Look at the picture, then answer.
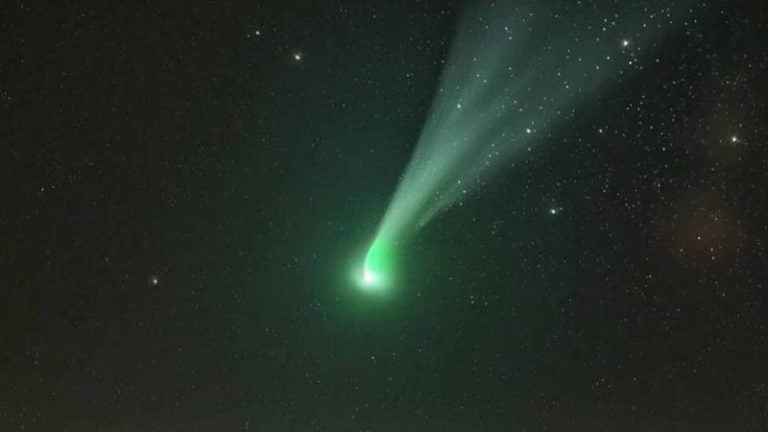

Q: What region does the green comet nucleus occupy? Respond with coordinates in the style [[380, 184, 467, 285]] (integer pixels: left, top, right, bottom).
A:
[[358, 239, 395, 292]]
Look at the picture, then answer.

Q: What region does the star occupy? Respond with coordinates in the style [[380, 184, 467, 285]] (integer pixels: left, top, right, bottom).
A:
[[622, 39, 630, 47], [150, 276, 159, 286], [293, 52, 303, 62], [730, 135, 739, 143]]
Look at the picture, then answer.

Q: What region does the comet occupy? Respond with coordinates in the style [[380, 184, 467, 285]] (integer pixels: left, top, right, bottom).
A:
[[355, 0, 693, 292]]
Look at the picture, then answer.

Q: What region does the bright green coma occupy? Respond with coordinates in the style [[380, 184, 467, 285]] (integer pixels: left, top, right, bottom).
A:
[[359, 239, 395, 291]]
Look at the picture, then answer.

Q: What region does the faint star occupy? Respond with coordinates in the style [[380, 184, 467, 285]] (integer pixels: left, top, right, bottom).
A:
[[150, 276, 159, 286]]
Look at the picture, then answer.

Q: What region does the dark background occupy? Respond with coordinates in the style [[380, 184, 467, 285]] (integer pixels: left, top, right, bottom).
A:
[[2, 1, 768, 430]]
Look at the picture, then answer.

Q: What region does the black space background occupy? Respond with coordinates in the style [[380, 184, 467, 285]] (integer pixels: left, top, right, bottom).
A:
[[2, 1, 768, 431]]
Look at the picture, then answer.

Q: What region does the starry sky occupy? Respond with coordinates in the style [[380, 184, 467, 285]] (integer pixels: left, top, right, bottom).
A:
[[2, 1, 768, 431]]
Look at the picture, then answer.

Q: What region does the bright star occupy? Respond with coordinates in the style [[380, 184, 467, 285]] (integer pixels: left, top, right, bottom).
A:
[[622, 39, 630, 47], [293, 52, 302, 61]]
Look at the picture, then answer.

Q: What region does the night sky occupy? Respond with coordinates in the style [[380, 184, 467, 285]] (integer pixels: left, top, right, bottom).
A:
[[3, 1, 768, 430]]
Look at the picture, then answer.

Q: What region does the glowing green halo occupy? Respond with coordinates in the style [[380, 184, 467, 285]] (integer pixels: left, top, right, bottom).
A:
[[355, 239, 395, 292]]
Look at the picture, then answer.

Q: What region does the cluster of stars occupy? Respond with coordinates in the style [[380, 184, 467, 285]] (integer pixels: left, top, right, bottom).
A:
[[247, 29, 305, 65]]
